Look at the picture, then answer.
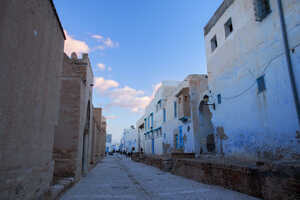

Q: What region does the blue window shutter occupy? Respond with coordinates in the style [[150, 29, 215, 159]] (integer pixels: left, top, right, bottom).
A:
[[257, 75, 266, 93], [217, 94, 222, 104]]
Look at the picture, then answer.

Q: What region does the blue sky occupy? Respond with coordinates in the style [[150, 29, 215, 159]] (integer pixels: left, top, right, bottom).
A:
[[53, 0, 223, 143]]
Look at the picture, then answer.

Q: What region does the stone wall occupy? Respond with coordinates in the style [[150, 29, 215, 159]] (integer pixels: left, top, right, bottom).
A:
[[53, 53, 94, 181], [132, 155, 300, 200], [0, 0, 65, 199], [90, 107, 105, 166]]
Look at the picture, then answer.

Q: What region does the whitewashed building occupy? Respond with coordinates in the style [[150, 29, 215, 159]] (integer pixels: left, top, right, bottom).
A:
[[204, 0, 300, 161], [137, 76, 209, 156], [141, 81, 180, 155], [121, 126, 138, 153], [162, 75, 209, 155]]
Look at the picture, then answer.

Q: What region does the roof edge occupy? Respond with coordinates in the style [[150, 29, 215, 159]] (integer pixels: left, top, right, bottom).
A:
[[204, 0, 234, 36], [49, 0, 66, 40]]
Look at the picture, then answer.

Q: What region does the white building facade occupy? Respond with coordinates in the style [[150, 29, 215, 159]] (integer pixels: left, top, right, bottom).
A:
[[138, 76, 209, 156], [204, 0, 300, 161], [121, 126, 138, 153]]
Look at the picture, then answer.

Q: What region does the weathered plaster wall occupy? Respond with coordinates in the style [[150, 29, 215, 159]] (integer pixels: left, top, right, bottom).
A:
[[0, 1, 65, 199], [205, 0, 300, 161]]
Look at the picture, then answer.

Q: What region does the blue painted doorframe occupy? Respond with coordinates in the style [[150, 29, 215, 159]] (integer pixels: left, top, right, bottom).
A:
[[151, 138, 155, 154], [179, 126, 183, 148]]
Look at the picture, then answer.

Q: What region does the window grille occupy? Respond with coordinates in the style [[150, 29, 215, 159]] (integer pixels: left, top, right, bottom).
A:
[[224, 18, 233, 38], [254, 0, 271, 22]]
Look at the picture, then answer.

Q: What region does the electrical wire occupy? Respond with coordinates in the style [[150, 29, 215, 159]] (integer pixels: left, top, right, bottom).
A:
[[219, 40, 300, 100], [221, 52, 285, 100]]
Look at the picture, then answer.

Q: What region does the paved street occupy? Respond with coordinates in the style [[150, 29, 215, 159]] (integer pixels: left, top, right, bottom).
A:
[[60, 155, 261, 200]]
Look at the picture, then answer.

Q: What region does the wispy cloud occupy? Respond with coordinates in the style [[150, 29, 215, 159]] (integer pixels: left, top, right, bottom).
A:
[[97, 63, 106, 71], [108, 86, 151, 113], [91, 34, 104, 40], [64, 30, 90, 56], [91, 35, 119, 50], [94, 77, 155, 113], [108, 66, 112, 71]]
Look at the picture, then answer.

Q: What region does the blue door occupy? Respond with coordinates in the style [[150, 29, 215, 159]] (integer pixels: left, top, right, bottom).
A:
[[152, 138, 155, 154], [179, 126, 183, 148], [175, 134, 178, 149]]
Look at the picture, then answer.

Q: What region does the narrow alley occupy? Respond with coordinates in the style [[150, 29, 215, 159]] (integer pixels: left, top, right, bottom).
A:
[[60, 155, 260, 200]]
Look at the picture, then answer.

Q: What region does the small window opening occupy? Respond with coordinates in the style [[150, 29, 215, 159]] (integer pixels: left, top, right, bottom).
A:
[[217, 94, 222, 104], [224, 18, 233, 38], [257, 75, 266, 93], [211, 35, 218, 52], [254, 0, 271, 22], [184, 96, 188, 102]]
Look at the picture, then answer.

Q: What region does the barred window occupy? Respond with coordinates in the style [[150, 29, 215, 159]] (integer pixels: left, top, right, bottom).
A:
[[211, 35, 218, 52], [254, 0, 271, 22], [224, 18, 233, 38]]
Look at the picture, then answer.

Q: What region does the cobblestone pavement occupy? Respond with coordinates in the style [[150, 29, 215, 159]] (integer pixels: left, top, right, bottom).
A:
[[60, 155, 261, 200]]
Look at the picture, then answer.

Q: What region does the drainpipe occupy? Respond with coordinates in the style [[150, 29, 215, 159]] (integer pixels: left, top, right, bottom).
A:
[[277, 0, 300, 126]]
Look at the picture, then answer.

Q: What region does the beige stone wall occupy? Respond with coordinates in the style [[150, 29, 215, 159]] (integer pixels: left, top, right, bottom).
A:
[[0, 0, 65, 199], [53, 53, 94, 180], [90, 107, 103, 166]]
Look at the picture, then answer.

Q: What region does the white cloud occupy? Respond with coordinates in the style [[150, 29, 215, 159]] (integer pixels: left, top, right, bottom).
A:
[[94, 78, 161, 113], [91, 34, 119, 50], [97, 63, 106, 71], [94, 77, 119, 92], [91, 34, 103, 40], [64, 30, 90, 56], [103, 37, 119, 48], [108, 86, 151, 113], [108, 66, 112, 71]]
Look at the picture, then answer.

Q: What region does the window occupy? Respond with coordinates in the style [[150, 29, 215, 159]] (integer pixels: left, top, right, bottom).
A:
[[184, 96, 188, 102], [224, 18, 233, 38], [163, 108, 166, 122], [217, 94, 222, 104], [211, 35, 218, 52], [174, 101, 177, 118], [254, 0, 271, 22], [151, 113, 154, 128], [156, 100, 162, 112], [257, 75, 266, 93]]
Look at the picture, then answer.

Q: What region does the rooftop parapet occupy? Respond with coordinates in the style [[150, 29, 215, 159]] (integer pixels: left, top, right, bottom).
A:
[[204, 0, 234, 36]]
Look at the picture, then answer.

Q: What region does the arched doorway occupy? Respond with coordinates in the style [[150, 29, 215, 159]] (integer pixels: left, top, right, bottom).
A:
[[199, 96, 215, 153]]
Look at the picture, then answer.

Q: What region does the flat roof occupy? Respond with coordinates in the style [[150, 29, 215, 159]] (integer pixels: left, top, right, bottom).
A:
[[49, 0, 66, 40], [204, 0, 234, 36]]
